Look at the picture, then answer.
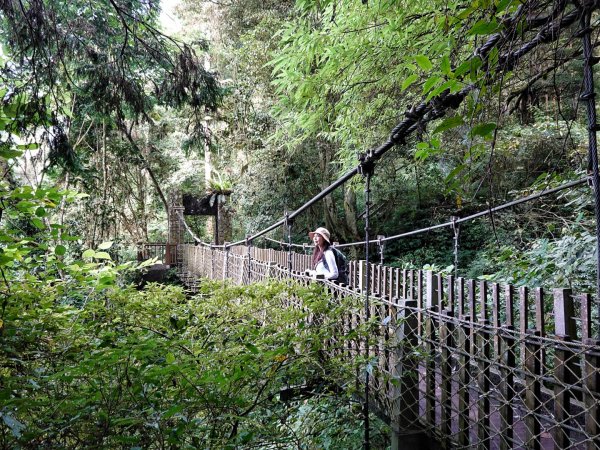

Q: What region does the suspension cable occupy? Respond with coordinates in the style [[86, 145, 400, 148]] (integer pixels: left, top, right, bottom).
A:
[[285, 212, 293, 273], [358, 152, 375, 450], [172, 3, 580, 253], [377, 235, 385, 266], [333, 176, 589, 249], [246, 236, 252, 284], [579, 6, 600, 337], [451, 216, 460, 278], [179, 175, 589, 260]]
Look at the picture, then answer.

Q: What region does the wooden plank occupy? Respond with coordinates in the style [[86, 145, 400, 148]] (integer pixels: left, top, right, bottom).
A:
[[499, 323, 516, 450], [524, 330, 542, 450], [581, 293, 592, 341], [478, 281, 490, 449], [468, 279, 476, 323], [358, 260, 366, 292], [417, 271, 423, 336], [394, 300, 420, 426], [439, 309, 454, 447], [424, 317, 436, 427], [457, 312, 471, 448], [458, 277, 465, 317], [381, 265, 388, 300], [424, 271, 438, 427], [553, 289, 575, 449], [520, 286, 529, 365], [437, 273, 444, 310], [520, 286, 529, 332], [388, 267, 394, 301], [492, 283, 500, 361], [447, 275, 455, 315], [584, 338, 600, 450]]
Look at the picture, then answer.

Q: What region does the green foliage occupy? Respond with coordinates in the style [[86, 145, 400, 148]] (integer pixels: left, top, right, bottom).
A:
[[480, 173, 597, 292], [1, 272, 386, 448], [0, 182, 383, 447], [0, 0, 221, 123]]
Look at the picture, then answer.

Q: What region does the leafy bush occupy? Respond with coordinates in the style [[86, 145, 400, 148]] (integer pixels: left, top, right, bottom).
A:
[[1, 276, 390, 448]]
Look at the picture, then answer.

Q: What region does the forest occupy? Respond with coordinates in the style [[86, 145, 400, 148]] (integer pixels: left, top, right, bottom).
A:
[[1, 0, 599, 448]]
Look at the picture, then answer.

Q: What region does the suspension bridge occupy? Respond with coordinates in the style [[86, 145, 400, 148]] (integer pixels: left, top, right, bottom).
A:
[[138, 3, 600, 449]]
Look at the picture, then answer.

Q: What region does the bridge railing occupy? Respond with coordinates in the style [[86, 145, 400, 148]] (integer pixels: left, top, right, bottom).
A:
[[137, 242, 177, 265], [173, 242, 600, 449]]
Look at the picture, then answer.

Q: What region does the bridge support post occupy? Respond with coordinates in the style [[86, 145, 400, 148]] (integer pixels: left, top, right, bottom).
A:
[[358, 260, 367, 292], [424, 271, 438, 427], [167, 202, 185, 269], [223, 244, 230, 280], [390, 299, 422, 449]]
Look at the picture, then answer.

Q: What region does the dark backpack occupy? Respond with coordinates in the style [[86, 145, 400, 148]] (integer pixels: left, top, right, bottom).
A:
[[323, 247, 349, 285]]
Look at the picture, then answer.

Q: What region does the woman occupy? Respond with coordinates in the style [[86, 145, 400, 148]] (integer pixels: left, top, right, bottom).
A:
[[308, 227, 338, 280]]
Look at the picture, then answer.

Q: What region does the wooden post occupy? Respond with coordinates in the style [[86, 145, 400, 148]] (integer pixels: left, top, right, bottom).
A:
[[492, 283, 500, 360], [553, 289, 575, 449], [499, 285, 515, 450], [520, 286, 529, 363], [457, 277, 471, 448], [439, 280, 454, 448], [424, 271, 437, 427], [390, 299, 420, 449], [447, 274, 455, 315], [584, 339, 600, 450], [581, 293, 600, 450], [417, 270, 423, 334], [477, 280, 490, 449], [376, 264, 383, 295], [358, 260, 367, 292], [524, 328, 542, 450]]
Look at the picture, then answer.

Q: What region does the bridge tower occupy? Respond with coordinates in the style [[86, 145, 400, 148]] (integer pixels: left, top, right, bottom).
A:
[[167, 192, 185, 268]]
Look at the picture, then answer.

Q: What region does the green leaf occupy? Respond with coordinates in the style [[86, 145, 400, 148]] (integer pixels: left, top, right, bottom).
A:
[[55, 245, 66, 256], [61, 233, 80, 241], [495, 0, 515, 13], [31, 218, 45, 229], [35, 207, 46, 217], [97, 241, 113, 250], [422, 76, 441, 95], [245, 343, 259, 354], [401, 74, 419, 92], [415, 55, 432, 71], [166, 353, 175, 364], [82, 249, 95, 259], [468, 19, 500, 36], [94, 251, 112, 260], [455, 57, 482, 78], [440, 55, 451, 76], [0, 148, 23, 159], [445, 164, 465, 183], [162, 404, 184, 419], [470, 122, 497, 138], [16, 143, 39, 150], [433, 115, 465, 134]]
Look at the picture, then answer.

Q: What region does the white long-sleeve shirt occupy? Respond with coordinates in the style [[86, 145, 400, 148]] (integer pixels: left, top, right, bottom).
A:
[[315, 249, 338, 280]]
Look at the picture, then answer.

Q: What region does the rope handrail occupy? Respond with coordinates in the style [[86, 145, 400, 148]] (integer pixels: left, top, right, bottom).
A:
[[258, 176, 590, 249]]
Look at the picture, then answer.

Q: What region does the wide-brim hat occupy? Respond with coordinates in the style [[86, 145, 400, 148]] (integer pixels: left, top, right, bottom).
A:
[[309, 227, 330, 243]]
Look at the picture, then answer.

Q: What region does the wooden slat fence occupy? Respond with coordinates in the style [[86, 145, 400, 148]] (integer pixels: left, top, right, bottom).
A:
[[168, 242, 600, 449]]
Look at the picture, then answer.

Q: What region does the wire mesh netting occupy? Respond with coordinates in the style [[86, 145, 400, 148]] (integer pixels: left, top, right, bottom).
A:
[[174, 241, 600, 449]]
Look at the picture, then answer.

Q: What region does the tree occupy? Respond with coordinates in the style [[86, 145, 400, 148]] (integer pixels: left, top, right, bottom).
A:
[[0, 0, 222, 247]]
